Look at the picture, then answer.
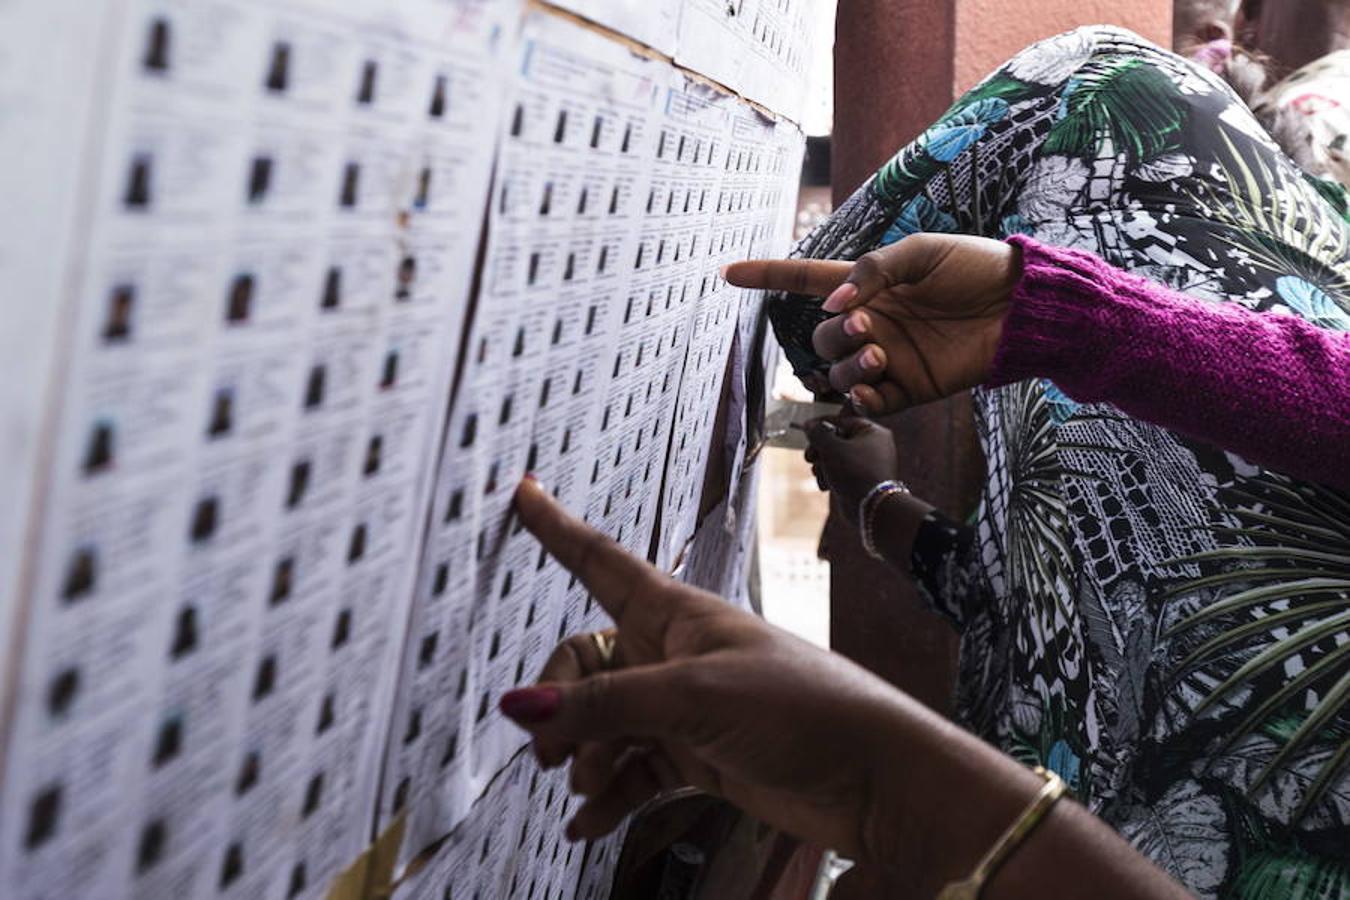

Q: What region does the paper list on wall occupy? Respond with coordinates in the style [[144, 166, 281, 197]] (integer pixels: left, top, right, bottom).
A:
[[553, 0, 821, 124], [549, 0, 684, 57], [722, 115, 805, 506], [0, 0, 118, 718], [0, 2, 510, 898], [377, 9, 812, 865], [676, 456, 765, 610], [594, 73, 733, 571], [653, 103, 804, 570], [675, 0, 820, 122], [394, 749, 587, 900], [377, 9, 666, 861], [0, 2, 809, 898], [572, 823, 630, 900]]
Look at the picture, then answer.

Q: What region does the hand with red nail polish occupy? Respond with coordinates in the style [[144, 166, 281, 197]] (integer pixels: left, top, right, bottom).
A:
[[504, 480, 1185, 899], [725, 234, 1019, 415], [505, 477, 925, 861], [504, 479, 1191, 900]]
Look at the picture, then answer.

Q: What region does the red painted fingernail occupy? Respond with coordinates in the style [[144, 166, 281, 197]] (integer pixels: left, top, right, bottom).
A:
[[500, 687, 561, 724]]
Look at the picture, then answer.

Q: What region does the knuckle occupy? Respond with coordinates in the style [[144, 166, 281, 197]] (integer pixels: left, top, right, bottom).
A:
[[534, 735, 569, 769], [563, 638, 595, 677], [829, 362, 855, 393], [862, 248, 899, 287], [570, 757, 600, 795], [539, 641, 577, 680], [667, 659, 708, 704], [908, 232, 938, 252], [664, 662, 719, 744], [894, 233, 926, 258], [577, 671, 613, 724], [855, 251, 883, 276]]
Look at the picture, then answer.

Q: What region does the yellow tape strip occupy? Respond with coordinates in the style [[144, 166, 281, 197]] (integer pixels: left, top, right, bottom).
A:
[[325, 815, 407, 900]]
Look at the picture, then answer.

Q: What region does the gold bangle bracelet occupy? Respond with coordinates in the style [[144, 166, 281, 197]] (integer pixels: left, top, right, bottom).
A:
[[936, 767, 1067, 900]]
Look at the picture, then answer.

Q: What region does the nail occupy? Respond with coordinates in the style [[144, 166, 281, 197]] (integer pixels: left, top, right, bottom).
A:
[[822, 282, 858, 313], [565, 820, 581, 842], [843, 313, 868, 337], [500, 686, 561, 724], [718, 264, 730, 279], [848, 389, 867, 413], [862, 348, 882, 370], [523, 472, 539, 484]]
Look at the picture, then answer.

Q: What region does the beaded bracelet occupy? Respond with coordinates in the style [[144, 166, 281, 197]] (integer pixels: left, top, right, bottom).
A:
[[858, 480, 911, 561]]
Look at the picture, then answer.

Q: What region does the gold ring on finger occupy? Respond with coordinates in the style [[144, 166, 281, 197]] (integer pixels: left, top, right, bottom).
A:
[[590, 630, 617, 669]]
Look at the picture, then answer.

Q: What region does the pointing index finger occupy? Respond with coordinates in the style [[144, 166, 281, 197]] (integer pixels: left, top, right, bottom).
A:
[[724, 258, 852, 296], [513, 478, 660, 624]]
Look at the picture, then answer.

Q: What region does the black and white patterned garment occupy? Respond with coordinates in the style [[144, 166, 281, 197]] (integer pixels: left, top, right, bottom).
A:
[[771, 28, 1350, 898]]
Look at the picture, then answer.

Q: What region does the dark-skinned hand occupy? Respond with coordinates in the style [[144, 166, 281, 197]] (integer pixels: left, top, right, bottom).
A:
[[499, 479, 1192, 900], [802, 415, 900, 523], [726, 233, 1020, 416], [499, 477, 928, 861]]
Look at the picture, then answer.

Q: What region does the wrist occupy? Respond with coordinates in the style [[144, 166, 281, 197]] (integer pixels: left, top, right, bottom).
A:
[[978, 238, 1022, 383], [861, 692, 1047, 890], [838, 474, 897, 526], [990, 235, 1114, 392], [870, 493, 934, 571], [859, 481, 911, 559]]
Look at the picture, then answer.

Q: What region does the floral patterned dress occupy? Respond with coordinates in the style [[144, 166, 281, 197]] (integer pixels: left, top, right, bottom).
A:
[[770, 28, 1350, 899]]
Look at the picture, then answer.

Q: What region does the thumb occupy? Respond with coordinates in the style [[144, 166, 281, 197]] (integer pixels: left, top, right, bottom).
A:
[[804, 418, 849, 453], [830, 414, 882, 439], [500, 663, 699, 745]]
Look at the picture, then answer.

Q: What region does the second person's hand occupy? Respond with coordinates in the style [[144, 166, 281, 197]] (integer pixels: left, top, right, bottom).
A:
[[803, 416, 899, 523], [726, 233, 1020, 416]]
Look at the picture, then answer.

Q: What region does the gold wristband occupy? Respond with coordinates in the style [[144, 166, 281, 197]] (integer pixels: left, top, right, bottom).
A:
[[937, 767, 1067, 900]]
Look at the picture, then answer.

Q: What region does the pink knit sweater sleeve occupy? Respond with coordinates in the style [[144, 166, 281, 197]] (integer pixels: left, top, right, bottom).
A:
[[989, 236, 1350, 490]]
